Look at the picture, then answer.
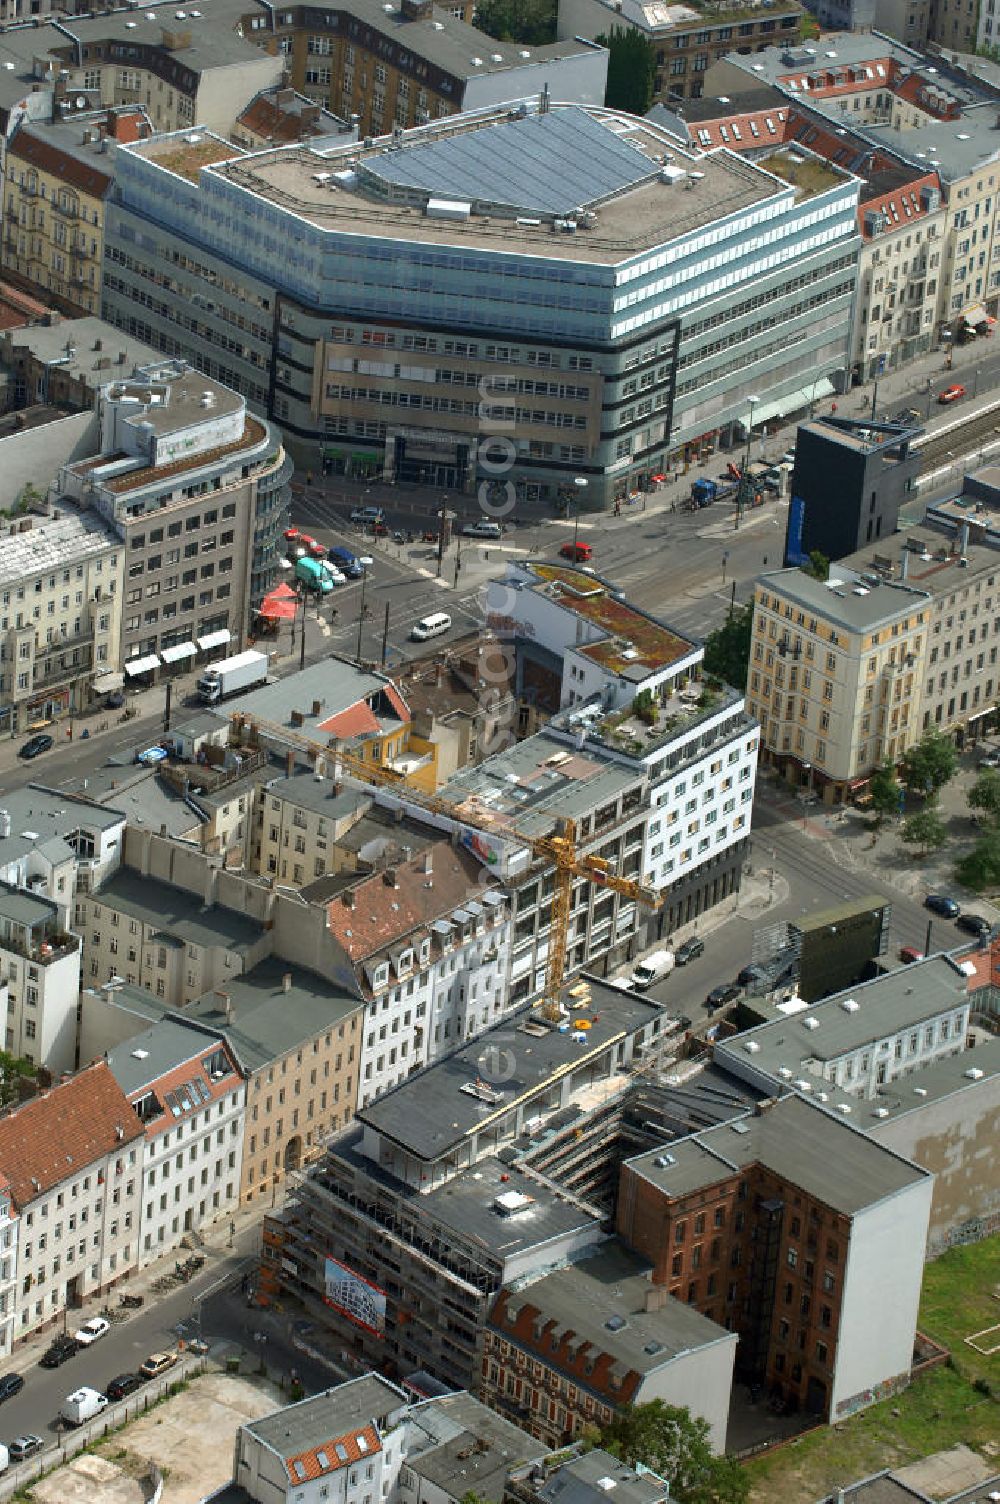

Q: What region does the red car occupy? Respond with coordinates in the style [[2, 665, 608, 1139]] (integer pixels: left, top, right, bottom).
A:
[[938, 384, 966, 404], [560, 540, 593, 561]]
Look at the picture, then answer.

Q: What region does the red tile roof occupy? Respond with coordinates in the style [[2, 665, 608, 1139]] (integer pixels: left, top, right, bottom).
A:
[[319, 701, 381, 739], [327, 839, 483, 963], [285, 1424, 381, 1482], [8, 130, 112, 199], [0, 1062, 143, 1210]]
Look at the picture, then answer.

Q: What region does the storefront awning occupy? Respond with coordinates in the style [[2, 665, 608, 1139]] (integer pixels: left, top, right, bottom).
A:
[[160, 641, 197, 665], [91, 672, 125, 694], [745, 379, 836, 428], [124, 654, 160, 677], [196, 629, 231, 651]]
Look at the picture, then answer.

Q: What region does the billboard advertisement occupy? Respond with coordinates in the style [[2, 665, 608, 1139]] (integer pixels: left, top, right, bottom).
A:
[[324, 1257, 387, 1338]]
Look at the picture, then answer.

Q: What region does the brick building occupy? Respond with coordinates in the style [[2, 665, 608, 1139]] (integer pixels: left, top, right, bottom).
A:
[[616, 1094, 933, 1421]]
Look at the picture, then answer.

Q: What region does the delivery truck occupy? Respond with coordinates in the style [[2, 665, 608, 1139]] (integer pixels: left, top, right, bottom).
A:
[[295, 555, 333, 594], [196, 649, 268, 706], [629, 949, 675, 990], [60, 1387, 109, 1426]]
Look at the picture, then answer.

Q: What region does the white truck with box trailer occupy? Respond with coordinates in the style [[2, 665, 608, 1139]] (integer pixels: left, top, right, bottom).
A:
[[196, 649, 268, 705]]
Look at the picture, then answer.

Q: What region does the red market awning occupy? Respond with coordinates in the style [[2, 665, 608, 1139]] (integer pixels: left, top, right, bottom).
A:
[[268, 581, 298, 601], [259, 600, 297, 621]]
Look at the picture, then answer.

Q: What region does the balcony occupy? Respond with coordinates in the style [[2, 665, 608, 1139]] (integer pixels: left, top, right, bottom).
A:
[[52, 200, 79, 220]]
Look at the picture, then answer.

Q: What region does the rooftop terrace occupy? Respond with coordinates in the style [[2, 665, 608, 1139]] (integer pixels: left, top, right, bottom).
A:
[[528, 563, 698, 678]]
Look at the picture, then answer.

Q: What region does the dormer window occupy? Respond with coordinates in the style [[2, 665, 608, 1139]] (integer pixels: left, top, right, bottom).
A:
[[396, 949, 414, 976], [372, 963, 389, 991], [419, 938, 430, 965]]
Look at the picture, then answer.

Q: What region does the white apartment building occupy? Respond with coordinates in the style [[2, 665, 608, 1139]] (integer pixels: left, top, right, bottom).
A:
[[496, 561, 759, 936], [106, 1019, 245, 1262], [325, 841, 511, 1109], [0, 1062, 144, 1342], [0, 507, 122, 739], [2, 784, 127, 923], [0, 1168, 18, 1360], [0, 882, 81, 1073]]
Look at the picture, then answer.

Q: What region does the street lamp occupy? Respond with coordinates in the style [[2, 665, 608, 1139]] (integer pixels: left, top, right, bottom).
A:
[[736, 396, 759, 531], [573, 476, 588, 552], [281, 557, 308, 671], [356, 555, 373, 663]]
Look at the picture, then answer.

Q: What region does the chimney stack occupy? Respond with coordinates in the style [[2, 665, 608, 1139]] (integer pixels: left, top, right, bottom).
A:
[[286, 749, 296, 778], [899, 549, 909, 581], [644, 1285, 668, 1313], [342, 889, 356, 909], [958, 520, 970, 556], [383, 867, 399, 888], [282, 971, 292, 993], [312, 698, 324, 716], [423, 850, 433, 876]]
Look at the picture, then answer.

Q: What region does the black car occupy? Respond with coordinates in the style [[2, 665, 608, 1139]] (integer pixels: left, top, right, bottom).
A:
[[19, 733, 53, 760], [40, 1336, 77, 1369], [956, 913, 993, 939], [8, 1435, 44, 1462], [106, 1372, 144, 1402], [0, 1373, 23, 1402], [675, 936, 705, 965], [925, 893, 961, 919], [706, 983, 741, 1014]]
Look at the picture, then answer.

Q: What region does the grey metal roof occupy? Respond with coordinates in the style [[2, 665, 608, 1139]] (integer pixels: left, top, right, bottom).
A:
[[758, 566, 928, 631], [0, 507, 120, 592], [417, 1155, 598, 1264], [0, 881, 58, 929], [95, 870, 261, 953], [105, 1015, 232, 1095], [0, 782, 126, 871], [538, 1452, 670, 1504], [363, 106, 656, 216], [503, 1242, 732, 1375], [405, 1392, 543, 1502], [5, 316, 163, 391], [246, 1374, 407, 1458], [264, 771, 372, 822], [358, 977, 663, 1162], [865, 1033, 1000, 1129], [216, 657, 386, 733], [184, 955, 362, 1072], [626, 1094, 929, 1217]]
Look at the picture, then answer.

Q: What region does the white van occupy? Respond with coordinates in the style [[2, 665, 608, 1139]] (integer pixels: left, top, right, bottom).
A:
[[61, 1387, 109, 1426], [464, 520, 502, 539], [411, 612, 452, 642], [629, 949, 675, 990]]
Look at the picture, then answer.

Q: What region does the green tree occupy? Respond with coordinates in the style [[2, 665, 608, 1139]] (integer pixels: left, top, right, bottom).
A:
[[901, 728, 959, 797], [596, 27, 657, 113], [473, 0, 555, 42], [901, 800, 947, 858], [600, 1401, 749, 1504], [703, 602, 753, 691], [968, 768, 1000, 827], [955, 828, 1000, 891], [801, 549, 830, 581], [869, 760, 902, 823], [0, 1051, 35, 1113]]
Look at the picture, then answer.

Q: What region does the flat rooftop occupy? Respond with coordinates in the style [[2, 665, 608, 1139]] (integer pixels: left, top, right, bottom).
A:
[[245, 1374, 405, 1459], [417, 1155, 599, 1261], [537, 1452, 670, 1504], [186, 955, 362, 1073], [95, 870, 260, 954], [0, 506, 120, 592], [758, 566, 929, 631], [358, 976, 662, 1162], [182, 104, 785, 266], [502, 1241, 731, 1373], [434, 730, 643, 841], [835, 529, 1000, 600], [405, 1392, 543, 1502], [626, 1092, 929, 1216], [107, 361, 244, 436], [0, 782, 125, 871], [524, 562, 697, 677]]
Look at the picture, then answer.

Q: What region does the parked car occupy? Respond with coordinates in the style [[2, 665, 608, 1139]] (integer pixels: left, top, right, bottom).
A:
[[139, 1351, 178, 1380], [40, 1335, 77, 1369], [19, 733, 53, 760], [706, 983, 741, 1014], [350, 505, 385, 525], [8, 1436, 43, 1463], [899, 945, 924, 965], [105, 1373, 144, 1402], [60, 1387, 108, 1426], [978, 751, 1000, 769], [925, 893, 961, 918], [559, 540, 593, 562], [73, 1316, 110, 1347], [938, 383, 966, 404], [674, 936, 705, 965], [0, 1375, 23, 1404], [956, 913, 993, 939]]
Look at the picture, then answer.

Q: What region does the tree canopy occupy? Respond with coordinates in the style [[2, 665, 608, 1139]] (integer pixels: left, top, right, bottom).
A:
[[901, 801, 947, 858], [901, 728, 958, 797], [473, 0, 555, 43], [0, 1052, 36, 1114], [596, 27, 657, 113], [868, 761, 902, 822], [600, 1401, 749, 1504], [968, 768, 1000, 826], [703, 602, 753, 692], [955, 828, 1000, 891]]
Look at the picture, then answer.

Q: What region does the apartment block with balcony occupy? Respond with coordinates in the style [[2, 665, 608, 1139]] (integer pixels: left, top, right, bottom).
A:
[[498, 561, 759, 936], [0, 507, 122, 738], [0, 1061, 144, 1345], [56, 361, 291, 670], [0, 881, 81, 1073], [617, 1093, 933, 1422], [0, 1174, 17, 1360]]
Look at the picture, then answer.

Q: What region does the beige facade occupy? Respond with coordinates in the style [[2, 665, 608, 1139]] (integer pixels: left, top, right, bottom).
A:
[[2, 125, 109, 317], [855, 195, 947, 382], [252, 777, 372, 886], [747, 571, 928, 796], [0, 508, 122, 737]]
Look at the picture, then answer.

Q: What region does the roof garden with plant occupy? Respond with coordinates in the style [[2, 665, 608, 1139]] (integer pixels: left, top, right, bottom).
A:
[[529, 564, 695, 676]]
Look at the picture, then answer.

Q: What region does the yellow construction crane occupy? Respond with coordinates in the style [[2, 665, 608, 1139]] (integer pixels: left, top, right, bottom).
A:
[[230, 712, 662, 1015]]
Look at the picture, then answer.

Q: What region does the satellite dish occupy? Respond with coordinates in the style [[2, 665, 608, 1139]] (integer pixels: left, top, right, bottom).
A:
[[75, 96, 87, 109]]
